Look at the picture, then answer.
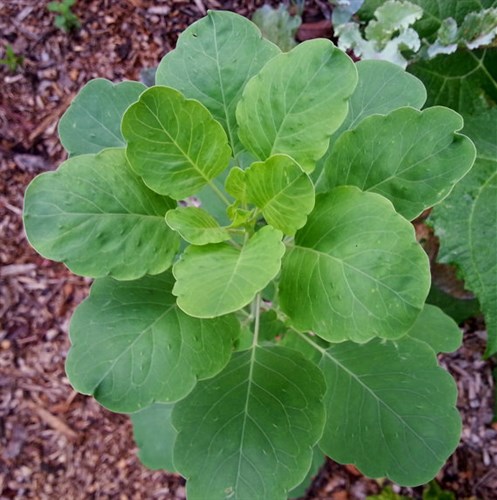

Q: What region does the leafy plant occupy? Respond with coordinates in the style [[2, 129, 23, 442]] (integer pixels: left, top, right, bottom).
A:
[[0, 44, 23, 72], [24, 11, 476, 499], [47, 0, 81, 32]]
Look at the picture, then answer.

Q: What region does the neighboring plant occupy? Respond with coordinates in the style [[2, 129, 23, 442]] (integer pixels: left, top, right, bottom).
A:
[[47, 0, 81, 32], [367, 480, 455, 500], [0, 44, 23, 72], [24, 11, 476, 499]]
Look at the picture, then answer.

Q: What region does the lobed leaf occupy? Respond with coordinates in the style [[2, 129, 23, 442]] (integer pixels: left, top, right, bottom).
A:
[[156, 10, 280, 154], [66, 272, 240, 412], [279, 186, 430, 343], [173, 225, 285, 318], [325, 106, 476, 220], [172, 345, 326, 500], [122, 86, 231, 200], [236, 39, 358, 173], [23, 148, 179, 280], [58, 78, 146, 156]]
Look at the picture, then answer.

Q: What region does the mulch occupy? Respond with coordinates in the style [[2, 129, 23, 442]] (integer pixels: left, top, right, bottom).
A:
[[1, 1, 496, 499]]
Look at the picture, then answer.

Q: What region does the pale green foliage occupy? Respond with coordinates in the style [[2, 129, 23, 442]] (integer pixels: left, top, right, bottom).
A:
[[0, 44, 23, 72], [23, 10, 476, 498]]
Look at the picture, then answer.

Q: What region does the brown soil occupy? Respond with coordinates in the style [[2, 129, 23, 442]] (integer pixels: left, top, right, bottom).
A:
[[1, 1, 496, 499]]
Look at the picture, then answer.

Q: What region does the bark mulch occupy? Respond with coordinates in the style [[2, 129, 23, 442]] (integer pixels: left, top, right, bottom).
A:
[[1, 1, 496, 499]]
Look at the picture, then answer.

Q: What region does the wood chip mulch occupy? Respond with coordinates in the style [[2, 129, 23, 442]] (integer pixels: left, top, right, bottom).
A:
[[1, 1, 496, 499]]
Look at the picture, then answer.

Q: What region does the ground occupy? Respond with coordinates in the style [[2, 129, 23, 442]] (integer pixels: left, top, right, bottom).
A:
[[1, 1, 496, 499]]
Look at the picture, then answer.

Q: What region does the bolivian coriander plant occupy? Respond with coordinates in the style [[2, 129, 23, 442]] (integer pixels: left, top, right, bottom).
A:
[[24, 10, 476, 500]]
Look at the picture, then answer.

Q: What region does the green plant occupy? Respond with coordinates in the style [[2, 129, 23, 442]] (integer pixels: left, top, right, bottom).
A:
[[47, 0, 80, 32], [24, 11, 476, 499], [0, 44, 23, 72]]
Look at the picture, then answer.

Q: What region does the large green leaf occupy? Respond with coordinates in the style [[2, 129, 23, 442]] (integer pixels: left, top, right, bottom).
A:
[[173, 225, 285, 317], [325, 106, 476, 220], [172, 345, 326, 500], [122, 86, 231, 200], [279, 186, 430, 343], [430, 109, 497, 355], [58, 78, 146, 156], [130, 403, 177, 471], [241, 154, 315, 235], [156, 10, 280, 154], [406, 304, 462, 353], [236, 39, 358, 173], [23, 148, 179, 280], [316, 336, 461, 486], [66, 272, 239, 412]]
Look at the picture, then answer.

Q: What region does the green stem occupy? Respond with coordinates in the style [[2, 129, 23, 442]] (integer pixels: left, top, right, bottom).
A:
[[291, 327, 326, 354], [208, 180, 231, 206], [252, 293, 262, 347]]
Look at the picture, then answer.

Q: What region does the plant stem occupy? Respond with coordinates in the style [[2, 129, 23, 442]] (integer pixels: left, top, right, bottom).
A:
[[252, 293, 262, 347], [292, 327, 326, 354], [208, 180, 231, 206]]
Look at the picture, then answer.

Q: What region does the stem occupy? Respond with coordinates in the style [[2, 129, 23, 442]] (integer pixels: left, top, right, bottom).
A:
[[291, 327, 326, 354], [208, 180, 231, 206], [252, 293, 262, 347]]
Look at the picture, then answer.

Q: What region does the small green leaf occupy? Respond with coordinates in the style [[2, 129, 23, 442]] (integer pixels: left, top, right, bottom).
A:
[[122, 86, 231, 200], [66, 272, 239, 412], [326, 106, 476, 220], [165, 207, 231, 245], [225, 166, 248, 204], [23, 148, 179, 280], [172, 345, 326, 500], [58, 79, 146, 156], [279, 186, 430, 343], [156, 10, 280, 153], [317, 336, 461, 486], [407, 304, 462, 353], [173, 225, 285, 318], [242, 155, 315, 235], [237, 39, 358, 173], [288, 447, 324, 499], [131, 403, 177, 471]]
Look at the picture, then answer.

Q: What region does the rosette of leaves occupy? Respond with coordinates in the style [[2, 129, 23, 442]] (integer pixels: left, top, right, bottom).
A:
[[23, 10, 476, 499]]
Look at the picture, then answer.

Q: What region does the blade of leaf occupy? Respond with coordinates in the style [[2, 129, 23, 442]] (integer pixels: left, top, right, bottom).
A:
[[23, 148, 179, 280], [172, 345, 326, 500], [325, 106, 476, 220], [279, 186, 430, 343], [66, 272, 240, 412], [156, 10, 280, 154], [122, 86, 232, 200], [58, 78, 146, 156], [173, 225, 285, 318], [130, 403, 177, 471], [236, 39, 358, 173]]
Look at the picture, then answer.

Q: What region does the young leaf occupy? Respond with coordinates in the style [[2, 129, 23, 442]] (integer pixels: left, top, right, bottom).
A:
[[58, 79, 146, 156], [172, 345, 326, 500], [122, 86, 231, 200], [279, 186, 430, 343], [243, 154, 315, 235], [130, 403, 177, 471], [66, 272, 240, 412], [23, 148, 179, 280], [316, 336, 461, 486], [325, 106, 476, 220], [406, 304, 462, 353], [236, 39, 358, 173], [165, 207, 231, 245], [225, 166, 248, 204], [430, 109, 497, 355], [156, 10, 280, 154], [173, 225, 285, 318]]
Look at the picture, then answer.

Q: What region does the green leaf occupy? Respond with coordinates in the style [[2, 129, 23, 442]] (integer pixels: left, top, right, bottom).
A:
[[243, 155, 315, 235], [173, 225, 285, 318], [58, 79, 146, 156], [122, 86, 231, 200], [317, 336, 461, 486], [225, 166, 249, 204], [236, 39, 358, 173], [279, 186, 430, 343], [407, 304, 462, 353], [23, 148, 179, 280], [423, 480, 456, 500], [430, 108, 497, 355], [288, 447, 324, 499], [66, 272, 239, 412], [367, 486, 410, 500], [172, 345, 326, 500], [130, 403, 177, 471], [426, 283, 480, 324], [165, 207, 231, 245], [325, 106, 476, 220], [156, 10, 280, 154]]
